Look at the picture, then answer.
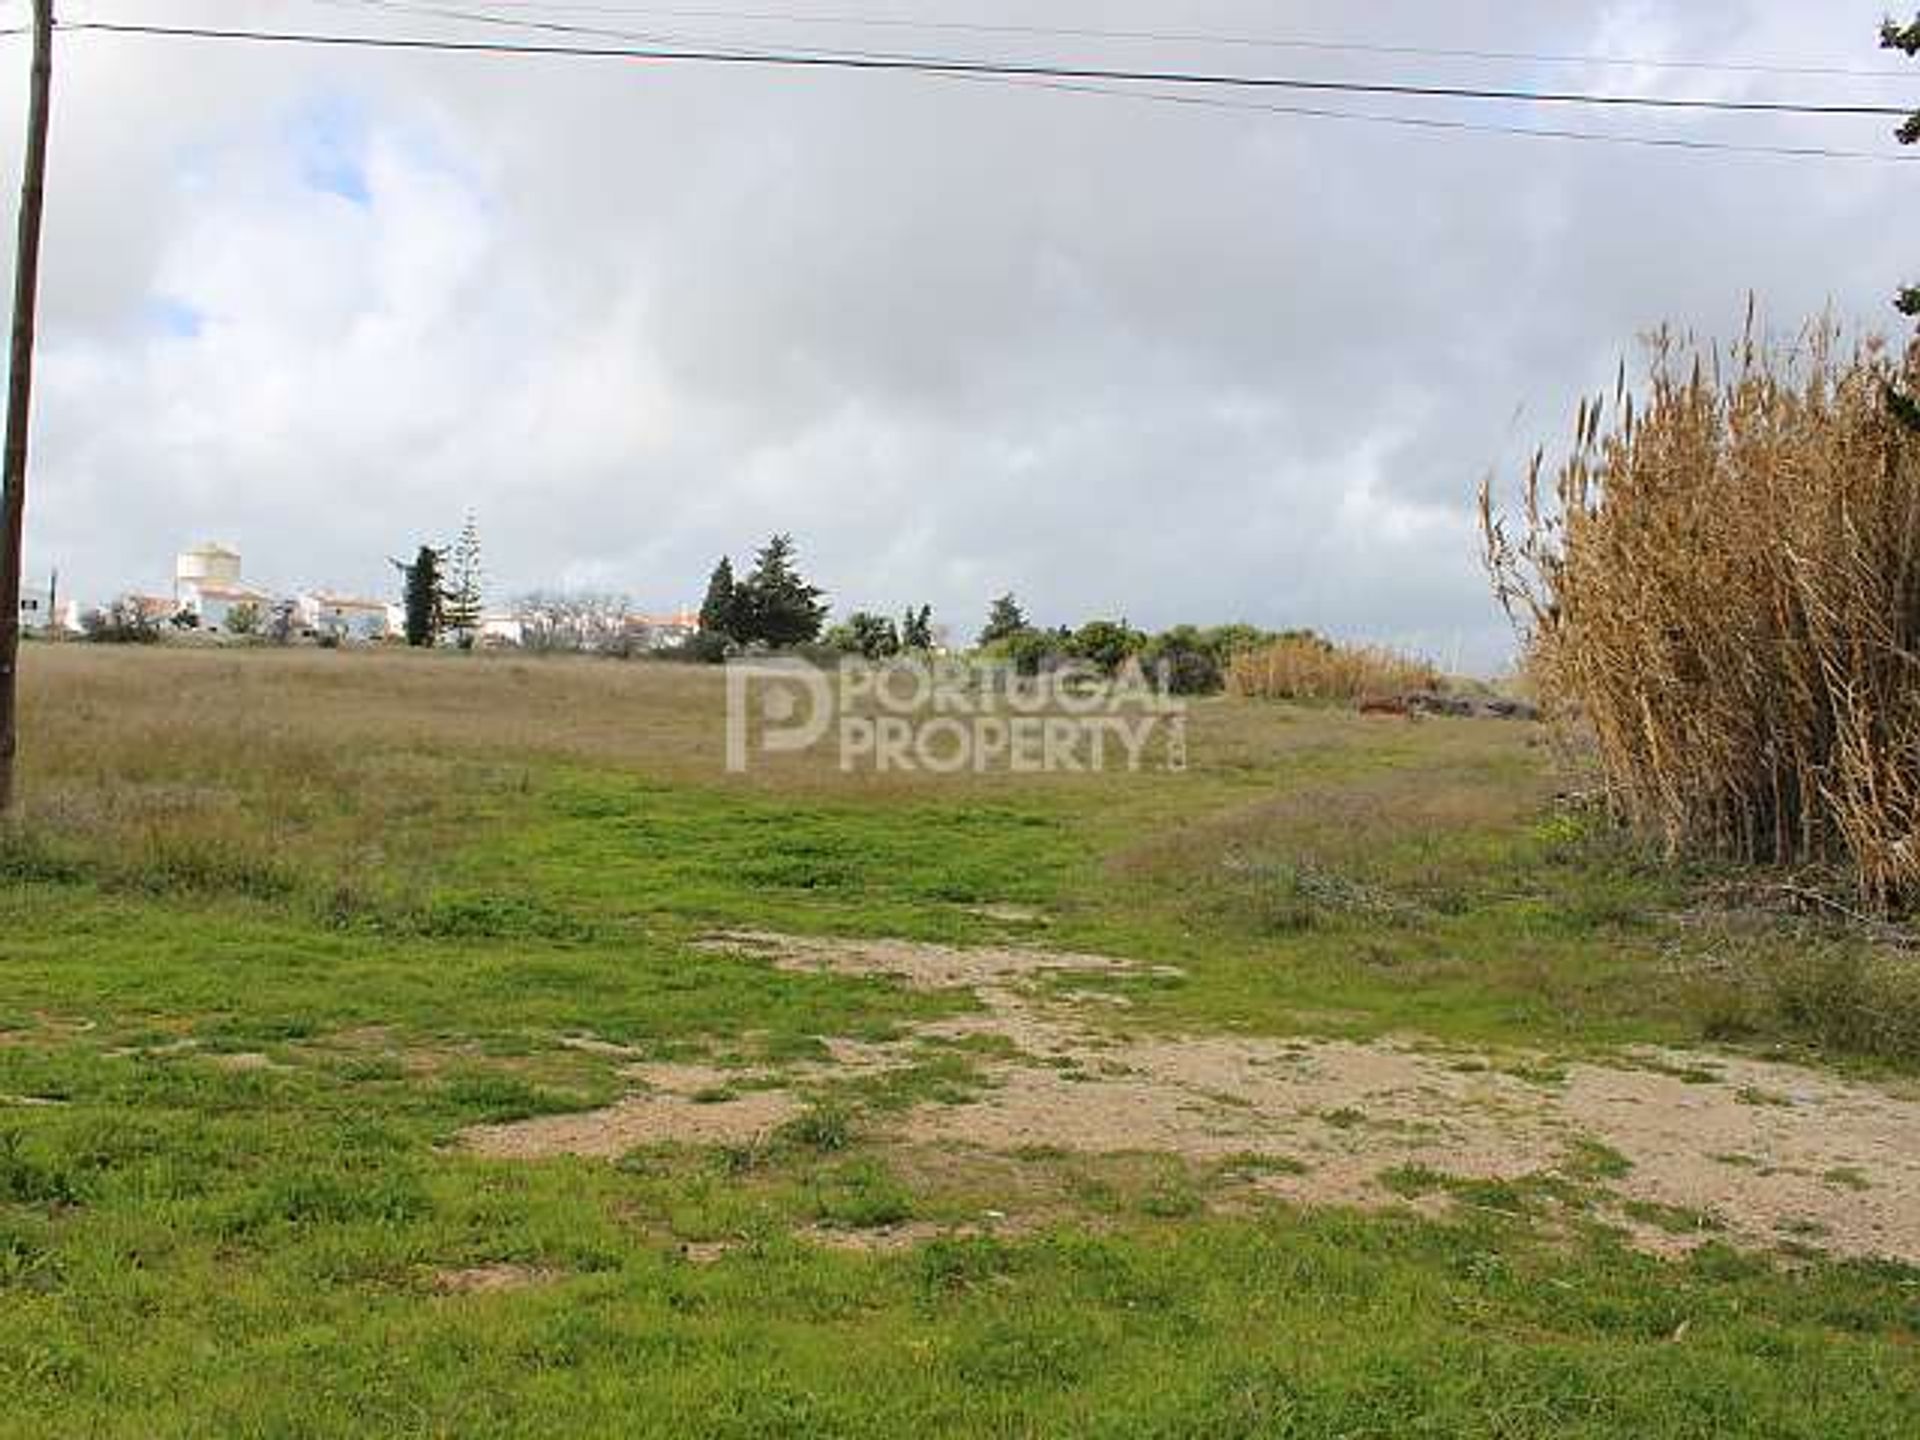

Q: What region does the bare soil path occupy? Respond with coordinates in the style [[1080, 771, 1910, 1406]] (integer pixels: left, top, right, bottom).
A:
[[465, 930, 1920, 1263]]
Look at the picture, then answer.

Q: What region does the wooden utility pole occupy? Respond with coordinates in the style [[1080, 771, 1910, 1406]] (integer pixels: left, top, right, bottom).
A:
[[0, 0, 53, 814]]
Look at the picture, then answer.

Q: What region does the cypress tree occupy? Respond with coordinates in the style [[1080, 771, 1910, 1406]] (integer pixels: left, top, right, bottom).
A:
[[699, 556, 738, 638], [403, 545, 443, 649]]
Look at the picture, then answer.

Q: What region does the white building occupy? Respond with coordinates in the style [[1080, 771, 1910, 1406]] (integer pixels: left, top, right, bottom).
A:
[[632, 607, 699, 650], [173, 543, 272, 631], [298, 592, 391, 642], [478, 610, 524, 647]]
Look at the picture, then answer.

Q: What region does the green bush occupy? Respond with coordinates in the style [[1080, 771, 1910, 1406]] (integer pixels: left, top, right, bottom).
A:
[[1069, 619, 1146, 675], [823, 612, 900, 660], [1140, 626, 1224, 695], [660, 632, 731, 665], [989, 629, 1070, 677]]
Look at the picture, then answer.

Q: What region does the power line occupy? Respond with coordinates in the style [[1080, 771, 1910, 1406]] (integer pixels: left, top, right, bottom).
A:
[[989, 76, 1916, 164], [290, 0, 1920, 81], [302, 0, 1920, 163], [59, 20, 1918, 120], [314, 0, 690, 51], [14, 19, 1900, 161]]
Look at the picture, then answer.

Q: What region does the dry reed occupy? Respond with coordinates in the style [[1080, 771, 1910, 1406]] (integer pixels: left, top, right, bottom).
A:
[[1225, 634, 1442, 704], [1481, 317, 1920, 909]]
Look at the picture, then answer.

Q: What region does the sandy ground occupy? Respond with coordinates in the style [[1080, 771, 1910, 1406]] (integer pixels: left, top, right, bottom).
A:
[[430, 1262, 563, 1294], [461, 930, 1920, 1264], [464, 1080, 803, 1159]]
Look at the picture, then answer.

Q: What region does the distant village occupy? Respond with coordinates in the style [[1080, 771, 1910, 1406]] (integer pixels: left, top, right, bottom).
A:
[[19, 541, 701, 651]]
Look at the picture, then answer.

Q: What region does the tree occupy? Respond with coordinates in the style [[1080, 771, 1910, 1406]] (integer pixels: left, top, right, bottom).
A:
[[80, 598, 161, 645], [732, 534, 828, 648], [224, 601, 261, 637], [999, 629, 1065, 678], [900, 604, 934, 652], [1140, 624, 1252, 696], [401, 545, 444, 649], [1070, 618, 1146, 674], [442, 512, 484, 646], [1885, 14, 1920, 426], [699, 556, 739, 638], [843, 611, 900, 660], [978, 593, 1029, 647]]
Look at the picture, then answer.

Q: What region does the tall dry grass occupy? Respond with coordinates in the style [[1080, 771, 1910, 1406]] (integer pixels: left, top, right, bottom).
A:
[[2, 646, 733, 908], [1482, 318, 1920, 908], [1226, 634, 1442, 703], [5, 644, 1415, 910]]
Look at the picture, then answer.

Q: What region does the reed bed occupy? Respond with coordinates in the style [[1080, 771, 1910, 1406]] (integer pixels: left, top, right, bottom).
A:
[[1481, 319, 1920, 909], [1225, 634, 1442, 703]]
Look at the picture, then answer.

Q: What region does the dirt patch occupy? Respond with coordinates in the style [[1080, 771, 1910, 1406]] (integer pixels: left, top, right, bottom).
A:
[[816, 1036, 918, 1073], [558, 1033, 645, 1060], [695, 931, 1920, 1265], [303, 1025, 458, 1076], [798, 1221, 957, 1254], [459, 931, 1920, 1264], [961, 904, 1049, 926], [628, 1061, 741, 1095], [462, 1059, 803, 1159], [1560, 1054, 1920, 1260], [431, 1262, 562, 1294], [799, 1220, 1001, 1255], [700, 929, 1166, 996], [206, 1051, 280, 1073], [797, 1210, 1043, 1254]]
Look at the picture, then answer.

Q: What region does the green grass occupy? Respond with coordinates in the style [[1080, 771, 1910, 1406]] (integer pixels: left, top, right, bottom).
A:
[[4, 647, 1919, 1434]]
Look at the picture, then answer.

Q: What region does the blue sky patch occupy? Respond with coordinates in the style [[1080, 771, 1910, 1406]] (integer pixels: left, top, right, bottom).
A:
[[288, 95, 371, 205], [145, 296, 204, 339]]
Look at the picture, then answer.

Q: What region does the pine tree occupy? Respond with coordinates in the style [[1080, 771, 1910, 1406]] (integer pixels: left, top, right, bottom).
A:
[[901, 604, 934, 652], [401, 545, 444, 649], [699, 556, 738, 638], [846, 611, 900, 660], [1886, 14, 1920, 428], [442, 513, 484, 646], [978, 593, 1029, 647], [733, 534, 828, 648]]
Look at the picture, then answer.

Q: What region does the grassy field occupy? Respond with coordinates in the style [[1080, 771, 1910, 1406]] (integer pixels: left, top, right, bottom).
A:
[[3, 645, 1918, 1436]]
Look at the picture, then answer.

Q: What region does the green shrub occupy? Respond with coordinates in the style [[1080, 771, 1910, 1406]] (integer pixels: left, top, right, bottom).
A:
[[1139, 626, 1224, 695], [776, 1103, 856, 1153], [1069, 619, 1146, 674], [659, 631, 731, 665], [1769, 945, 1920, 1063]]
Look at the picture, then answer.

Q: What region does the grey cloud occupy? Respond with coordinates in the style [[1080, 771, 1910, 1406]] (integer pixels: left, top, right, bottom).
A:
[[3, 0, 1913, 664]]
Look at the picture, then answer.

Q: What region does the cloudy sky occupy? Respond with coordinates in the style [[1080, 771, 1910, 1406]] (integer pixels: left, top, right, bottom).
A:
[[1, 0, 1914, 664]]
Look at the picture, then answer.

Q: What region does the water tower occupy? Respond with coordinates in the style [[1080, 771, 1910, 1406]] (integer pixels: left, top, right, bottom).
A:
[[174, 542, 242, 601]]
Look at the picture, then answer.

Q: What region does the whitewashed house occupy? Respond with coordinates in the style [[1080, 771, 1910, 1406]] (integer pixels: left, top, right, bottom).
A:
[[478, 610, 524, 647], [632, 607, 699, 650], [173, 543, 272, 631], [299, 592, 391, 642]]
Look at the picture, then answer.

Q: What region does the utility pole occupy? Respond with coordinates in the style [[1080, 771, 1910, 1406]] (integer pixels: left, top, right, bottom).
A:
[[0, 0, 53, 814]]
